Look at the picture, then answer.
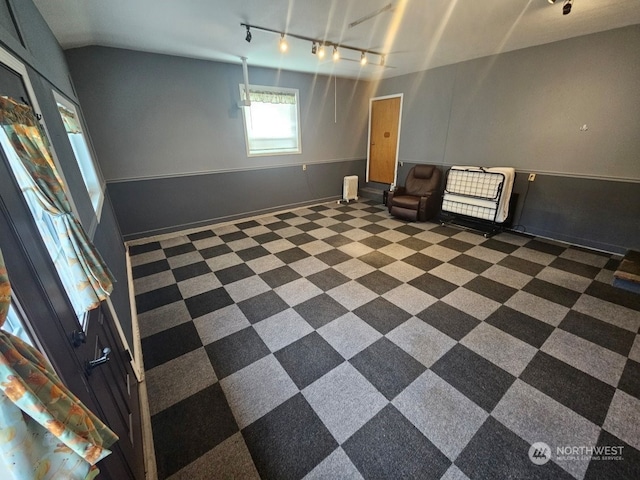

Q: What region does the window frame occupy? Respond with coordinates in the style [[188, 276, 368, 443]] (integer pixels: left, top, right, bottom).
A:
[[239, 84, 302, 157], [53, 90, 105, 221]]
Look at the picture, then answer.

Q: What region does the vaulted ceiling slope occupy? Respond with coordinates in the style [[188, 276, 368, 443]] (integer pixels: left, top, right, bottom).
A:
[[34, 0, 640, 79]]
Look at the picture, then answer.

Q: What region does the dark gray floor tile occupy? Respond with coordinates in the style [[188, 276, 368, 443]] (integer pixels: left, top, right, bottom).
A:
[[523, 239, 567, 256], [296, 221, 321, 232], [481, 238, 519, 254], [288, 232, 316, 246], [358, 251, 397, 269], [276, 211, 298, 220], [220, 231, 248, 243], [172, 261, 211, 282], [253, 232, 282, 244], [275, 332, 344, 389], [585, 281, 640, 311], [259, 265, 302, 288], [560, 310, 635, 356], [431, 344, 516, 412], [164, 243, 197, 257], [303, 212, 324, 221], [403, 252, 443, 272], [265, 220, 290, 231], [343, 404, 450, 479], [417, 301, 480, 341], [236, 220, 260, 229], [215, 263, 256, 285], [315, 249, 352, 266], [236, 245, 270, 262], [238, 291, 289, 324], [550, 257, 601, 279], [584, 430, 640, 480], [152, 383, 238, 480], [449, 254, 492, 274], [275, 247, 311, 264], [130, 241, 162, 256], [205, 327, 270, 379], [242, 394, 338, 480], [456, 417, 573, 480], [294, 294, 349, 329], [200, 243, 233, 259], [498, 255, 545, 276], [356, 270, 402, 295], [618, 360, 640, 400], [525, 278, 581, 308], [431, 225, 460, 237], [324, 234, 352, 248], [520, 352, 615, 426], [353, 297, 412, 335], [334, 213, 356, 222], [360, 235, 392, 250], [464, 276, 518, 303], [440, 238, 474, 252], [361, 223, 387, 234], [350, 338, 426, 400], [187, 230, 215, 241], [485, 306, 554, 348], [395, 224, 422, 236], [136, 284, 181, 313], [307, 268, 350, 292], [329, 223, 354, 233], [184, 287, 234, 318], [409, 273, 458, 299], [398, 237, 431, 251], [133, 259, 171, 279], [142, 321, 202, 370]]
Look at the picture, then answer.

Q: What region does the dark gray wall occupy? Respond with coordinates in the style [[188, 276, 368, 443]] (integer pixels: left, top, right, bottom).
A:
[[65, 46, 373, 238], [0, 0, 133, 347], [376, 26, 640, 253]]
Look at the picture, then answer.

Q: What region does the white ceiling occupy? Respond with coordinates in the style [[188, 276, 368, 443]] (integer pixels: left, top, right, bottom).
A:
[[33, 0, 640, 80]]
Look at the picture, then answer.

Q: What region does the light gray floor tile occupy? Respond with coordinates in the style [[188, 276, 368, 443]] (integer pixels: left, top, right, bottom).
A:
[[334, 259, 377, 279], [493, 232, 534, 246], [603, 390, 640, 451], [430, 263, 477, 286], [460, 323, 538, 376], [191, 235, 223, 250], [481, 264, 532, 289], [205, 252, 243, 272], [160, 235, 190, 248], [492, 379, 601, 480], [245, 255, 285, 274], [277, 226, 304, 238], [300, 240, 334, 256], [130, 249, 166, 267], [167, 251, 205, 269], [377, 229, 409, 243], [383, 285, 437, 315], [146, 347, 217, 416], [465, 245, 508, 264], [505, 291, 569, 326], [138, 300, 192, 338], [595, 268, 614, 284], [413, 231, 449, 245], [243, 225, 271, 237], [630, 335, 640, 363], [342, 228, 373, 242], [378, 243, 416, 260], [303, 447, 364, 480], [386, 317, 456, 367], [560, 249, 609, 268], [442, 288, 501, 320], [227, 237, 259, 252], [327, 281, 378, 311], [377, 218, 406, 230], [512, 247, 556, 266], [536, 267, 592, 293], [541, 329, 627, 387], [452, 231, 485, 245], [178, 272, 223, 299], [134, 270, 176, 295], [262, 238, 296, 254], [166, 432, 260, 480], [289, 256, 332, 277], [254, 308, 314, 352], [393, 370, 487, 461], [440, 465, 471, 480], [308, 227, 338, 239], [220, 355, 298, 429], [338, 242, 375, 258], [275, 278, 324, 306], [212, 224, 241, 235], [224, 275, 271, 303], [193, 304, 251, 345], [573, 294, 640, 332], [420, 244, 460, 262], [379, 261, 424, 282], [318, 312, 382, 360], [303, 363, 387, 443]]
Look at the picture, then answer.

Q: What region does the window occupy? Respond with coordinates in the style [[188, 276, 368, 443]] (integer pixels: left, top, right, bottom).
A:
[[240, 84, 301, 156], [53, 91, 104, 218]]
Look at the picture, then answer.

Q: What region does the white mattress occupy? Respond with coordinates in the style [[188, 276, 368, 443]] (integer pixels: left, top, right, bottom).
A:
[[443, 166, 515, 223]]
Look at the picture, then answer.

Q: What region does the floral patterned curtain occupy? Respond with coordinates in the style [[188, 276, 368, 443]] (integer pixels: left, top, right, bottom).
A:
[[0, 96, 114, 315], [0, 248, 118, 480]]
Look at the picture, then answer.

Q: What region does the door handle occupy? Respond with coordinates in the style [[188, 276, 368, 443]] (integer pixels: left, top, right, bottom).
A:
[[86, 347, 111, 375]]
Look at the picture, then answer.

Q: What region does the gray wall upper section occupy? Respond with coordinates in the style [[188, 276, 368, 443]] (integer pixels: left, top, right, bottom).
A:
[[375, 25, 640, 181], [65, 46, 373, 182]]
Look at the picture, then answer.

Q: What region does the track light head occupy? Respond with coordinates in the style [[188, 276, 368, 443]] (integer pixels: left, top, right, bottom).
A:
[[311, 42, 317, 55], [332, 45, 340, 61], [279, 33, 288, 52], [318, 44, 326, 59], [548, 0, 557, 3], [245, 25, 252, 43], [360, 51, 367, 66], [562, 0, 572, 15]]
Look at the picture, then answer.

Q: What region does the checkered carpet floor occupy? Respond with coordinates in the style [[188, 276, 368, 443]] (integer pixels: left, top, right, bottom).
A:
[[130, 200, 640, 480]]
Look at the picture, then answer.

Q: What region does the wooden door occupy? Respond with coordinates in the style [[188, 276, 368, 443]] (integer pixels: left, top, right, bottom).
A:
[[368, 95, 402, 184], [0, 50, 144, 480]]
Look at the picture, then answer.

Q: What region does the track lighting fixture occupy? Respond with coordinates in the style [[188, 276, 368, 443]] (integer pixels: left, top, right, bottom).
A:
[[332, 46, 340, 61], [562, 0, 573, 15], [548, 0, 556, 3], [279, 33, 288, 52], [240, 23, 386, 67]]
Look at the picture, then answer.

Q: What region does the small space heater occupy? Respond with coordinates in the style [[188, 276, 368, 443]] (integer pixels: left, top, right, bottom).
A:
[[342, 175, 359, 203]]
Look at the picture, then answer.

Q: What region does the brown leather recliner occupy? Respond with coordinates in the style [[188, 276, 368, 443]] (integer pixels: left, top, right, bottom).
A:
[[387, 165, 442, 221]]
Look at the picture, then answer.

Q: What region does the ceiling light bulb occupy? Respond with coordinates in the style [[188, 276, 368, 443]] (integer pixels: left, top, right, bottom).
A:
[[318, 45, 326, 59], [360, 52, 368, 66], [332, 46, 340, 61], [279, 34, 288, 52]]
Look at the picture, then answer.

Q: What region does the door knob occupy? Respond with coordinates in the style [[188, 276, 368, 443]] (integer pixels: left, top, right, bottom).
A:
[[86, 347, 111, 375]]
